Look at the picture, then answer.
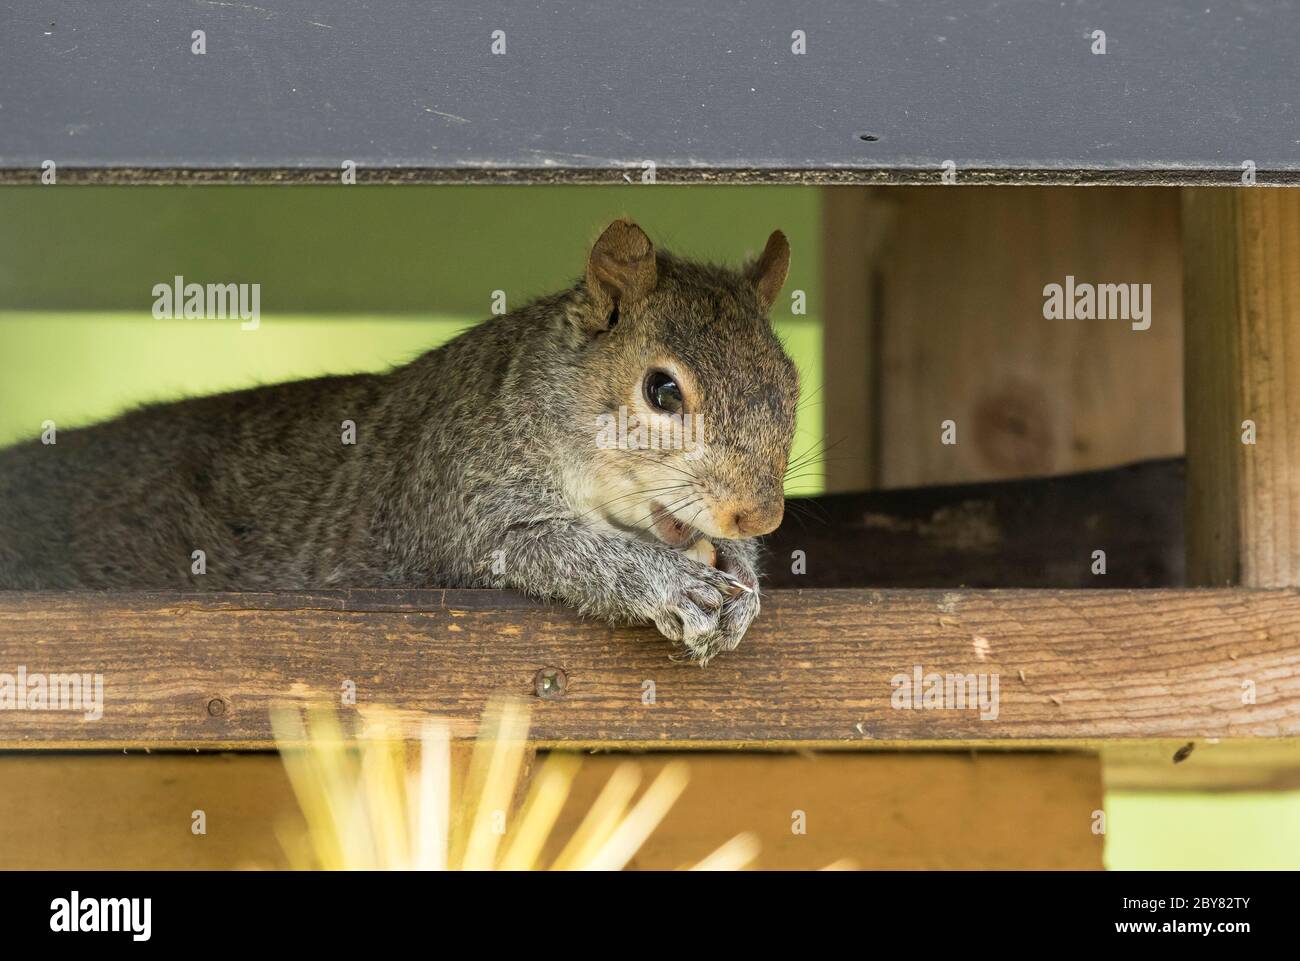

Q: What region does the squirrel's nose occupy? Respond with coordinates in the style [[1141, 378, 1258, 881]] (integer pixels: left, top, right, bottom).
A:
[[732, 499, 785, 537]]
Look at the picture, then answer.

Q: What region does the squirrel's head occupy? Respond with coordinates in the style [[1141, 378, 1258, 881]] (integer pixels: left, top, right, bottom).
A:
[[570, 219, 799, 549]]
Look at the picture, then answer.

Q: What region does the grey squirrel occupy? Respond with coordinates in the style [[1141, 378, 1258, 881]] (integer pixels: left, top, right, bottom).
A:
[[0, 220, 798, 661]]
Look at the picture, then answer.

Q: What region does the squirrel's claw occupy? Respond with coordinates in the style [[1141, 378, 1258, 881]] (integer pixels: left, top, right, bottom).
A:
[[675, 589, 761, 664]]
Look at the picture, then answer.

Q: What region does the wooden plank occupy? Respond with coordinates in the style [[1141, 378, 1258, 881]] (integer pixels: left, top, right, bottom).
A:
[[1104, 740, 1300, 793], [0, 751, 1103, 870], [821, 187, 890, 492], [557, 753, 1104, 870], [4, 2, 1300, 184], [766, 457, 1184, 588], [0, 753, 300, 870], [1183, 189, 1300, 587], [874, 187, 1185, 487], [0, 587, 1296, 748]]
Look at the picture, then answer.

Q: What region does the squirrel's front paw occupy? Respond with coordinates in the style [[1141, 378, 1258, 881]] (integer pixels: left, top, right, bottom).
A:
[[676, 542, 761, 663], [648, 560, 738, 655], [682, 578, 760, 664]]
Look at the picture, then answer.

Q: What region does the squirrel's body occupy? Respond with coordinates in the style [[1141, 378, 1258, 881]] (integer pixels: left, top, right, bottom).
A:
[[0, 289, 599, 590], [0, 223, 797, 660]]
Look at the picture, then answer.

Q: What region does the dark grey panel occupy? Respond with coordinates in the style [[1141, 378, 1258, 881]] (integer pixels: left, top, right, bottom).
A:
[[1, 0, 1297, 183]]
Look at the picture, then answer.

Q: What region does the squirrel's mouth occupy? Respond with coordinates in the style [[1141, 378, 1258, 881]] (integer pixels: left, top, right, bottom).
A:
[[648, 500, 702, 549]]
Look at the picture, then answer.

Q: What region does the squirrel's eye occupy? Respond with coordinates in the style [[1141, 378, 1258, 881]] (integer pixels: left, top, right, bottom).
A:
[[644, 370, 684, 415]]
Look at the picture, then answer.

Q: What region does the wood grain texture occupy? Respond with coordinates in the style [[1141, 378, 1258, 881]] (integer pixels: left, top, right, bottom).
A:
[[0, 588, 1296, 748], [821, 187, 891, 492], [873, 187, 1184, 487], [0, 751, 1103, 870], [1183, 188, 1300, 587]]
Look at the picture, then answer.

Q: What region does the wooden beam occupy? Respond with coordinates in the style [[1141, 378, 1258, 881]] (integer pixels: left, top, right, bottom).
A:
[[1183, 188, 1300, 587], [768, 457, 1183, 589], [556, 753, 1104, 870], [1104, 739, 1300, 793], [0, 751, 1103, 870], [0, 588, 1296, 748], [0, 753, 301, 870]]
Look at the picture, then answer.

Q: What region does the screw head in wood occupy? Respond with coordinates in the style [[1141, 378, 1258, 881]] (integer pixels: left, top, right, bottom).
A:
[[206, 696, 228, 717], [533, 667, 568, 700]]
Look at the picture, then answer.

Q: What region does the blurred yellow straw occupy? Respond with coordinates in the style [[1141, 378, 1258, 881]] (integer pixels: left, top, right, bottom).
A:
[[271, 699, 786, 871]]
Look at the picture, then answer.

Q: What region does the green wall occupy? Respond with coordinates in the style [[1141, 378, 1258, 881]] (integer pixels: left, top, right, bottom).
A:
[[1106, 791, 1300, 870], [0, 185, 822, 314], [0, 186, 825, 491]]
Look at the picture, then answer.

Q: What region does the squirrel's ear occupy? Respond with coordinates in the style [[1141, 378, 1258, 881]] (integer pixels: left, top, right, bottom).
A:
[[746, 230, 790, 312], [584, 220, 657, 331]]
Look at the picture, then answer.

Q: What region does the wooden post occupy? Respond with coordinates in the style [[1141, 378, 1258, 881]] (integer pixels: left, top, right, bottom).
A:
[[1183, 189, 1300, 587], [821, 187, 894, 492]]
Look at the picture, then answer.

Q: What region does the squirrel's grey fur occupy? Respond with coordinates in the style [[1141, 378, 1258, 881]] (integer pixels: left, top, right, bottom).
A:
[[0, 221, 798, 661]]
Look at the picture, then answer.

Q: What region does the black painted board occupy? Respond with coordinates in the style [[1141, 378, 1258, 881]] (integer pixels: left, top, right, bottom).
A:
[[1, 0, 1297, 184]]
